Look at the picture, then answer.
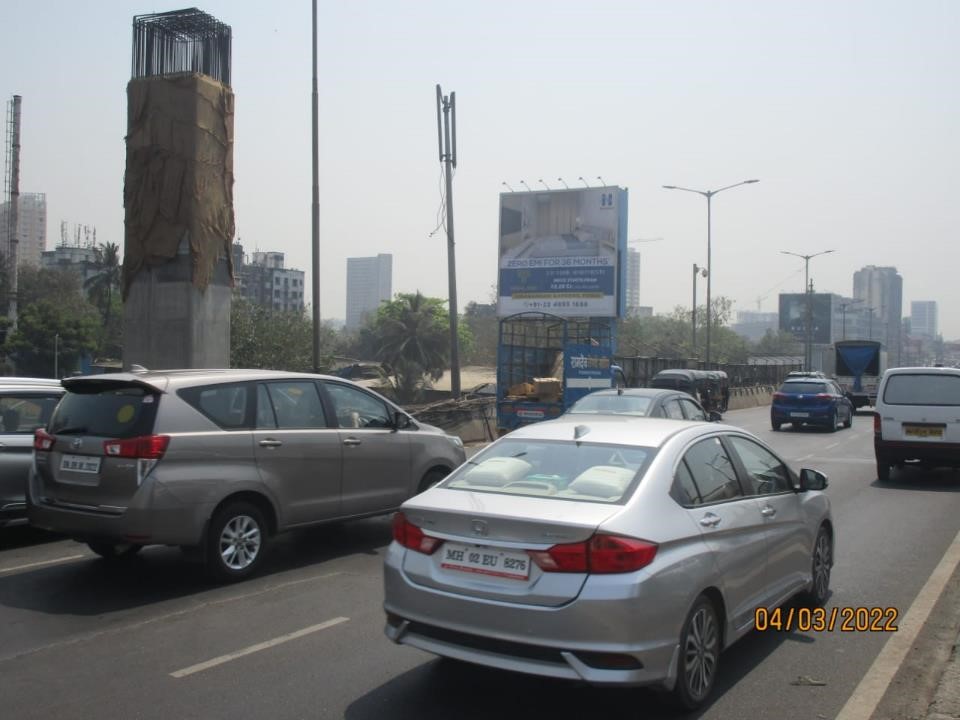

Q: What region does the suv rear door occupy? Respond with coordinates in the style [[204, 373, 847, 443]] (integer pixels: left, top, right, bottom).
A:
[[36, 380, 161, 512]]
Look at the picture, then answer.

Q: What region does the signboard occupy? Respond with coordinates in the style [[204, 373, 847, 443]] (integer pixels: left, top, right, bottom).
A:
[[779, 293, 833, 344], [497, 187, 628, 318], [562, 343, 613, 406]]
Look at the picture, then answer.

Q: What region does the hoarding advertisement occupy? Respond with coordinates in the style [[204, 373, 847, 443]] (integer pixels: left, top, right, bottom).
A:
[[562, 342, 613, 406], [779, 293, 833, 344], [497, 187, 627, 318]]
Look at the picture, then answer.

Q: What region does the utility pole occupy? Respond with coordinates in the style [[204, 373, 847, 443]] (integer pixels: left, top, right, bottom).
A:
[[6, 95, 22, 333], [436, 85, 460, 398], [310, 0, 321, 371]]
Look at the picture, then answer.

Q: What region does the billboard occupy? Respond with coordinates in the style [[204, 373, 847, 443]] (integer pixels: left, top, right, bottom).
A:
[[497, 187, 628, 318], [779, 293, 833, 344]]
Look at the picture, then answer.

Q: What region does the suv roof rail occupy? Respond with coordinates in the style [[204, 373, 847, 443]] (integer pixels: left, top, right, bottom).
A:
[[129, 364, 150, 374]]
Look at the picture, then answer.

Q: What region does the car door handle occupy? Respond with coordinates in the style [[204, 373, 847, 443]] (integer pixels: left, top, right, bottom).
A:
[[699, 512, 721, 528], [259, 439, 283, 448], [761, 505, 776, 518], [343, 437, 362, 447]]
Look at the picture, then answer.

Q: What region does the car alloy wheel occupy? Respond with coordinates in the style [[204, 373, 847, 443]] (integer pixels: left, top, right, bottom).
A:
[[675, 595, 720, 710], [206, 501, 268, 582], [805, 527, 832, 606]]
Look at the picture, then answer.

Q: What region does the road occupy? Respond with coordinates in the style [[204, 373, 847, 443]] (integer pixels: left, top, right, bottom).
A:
[[1, 405, 959, 720]]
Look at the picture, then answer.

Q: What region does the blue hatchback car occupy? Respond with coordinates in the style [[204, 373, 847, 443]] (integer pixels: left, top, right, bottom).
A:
[[771, 378, 854, 432]]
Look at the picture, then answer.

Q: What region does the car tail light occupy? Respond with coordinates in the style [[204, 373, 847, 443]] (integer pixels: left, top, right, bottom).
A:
[[529, 534, 658, 574], [392, 512, 442, 555], [874, 413, 881, 434], [773, 392, 786, 401], [34, 428, 54, 451], [103, 435, 170, 459], [815, 393, 832, 399]]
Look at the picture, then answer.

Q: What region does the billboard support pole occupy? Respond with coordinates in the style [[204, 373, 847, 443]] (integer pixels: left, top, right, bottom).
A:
[[437, 85, 460, 399]]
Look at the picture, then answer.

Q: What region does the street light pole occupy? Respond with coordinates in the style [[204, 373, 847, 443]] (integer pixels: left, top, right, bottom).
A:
[[663, 179, 759, 367], [839, 298, 863, 340], [780, 249, 835, 370], [692, 263, 707, 355]]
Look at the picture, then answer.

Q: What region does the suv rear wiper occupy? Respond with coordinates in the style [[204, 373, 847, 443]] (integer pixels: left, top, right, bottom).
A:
[[53, 426, 89, 435]]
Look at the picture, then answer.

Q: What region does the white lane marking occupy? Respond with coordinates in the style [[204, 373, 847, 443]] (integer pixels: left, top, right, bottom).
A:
[[795, 454, 813, 462], [170, 616, 349, 678], [835, 526, 960, 720], [825, 443, 840, 450], [0, 554, 86, 575], [0, 571, 344, 664]]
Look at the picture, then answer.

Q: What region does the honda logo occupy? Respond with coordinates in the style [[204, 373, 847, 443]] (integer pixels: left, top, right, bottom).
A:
[[70, 438, 82, 450], [471, 520, 488, 537]]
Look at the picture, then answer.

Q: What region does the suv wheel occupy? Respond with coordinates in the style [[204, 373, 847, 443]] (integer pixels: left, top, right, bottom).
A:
[[206, 501, 268, 583], [673, 594, 721, 711], [87, 542, 142, 560], [417, 468, 449, 494]]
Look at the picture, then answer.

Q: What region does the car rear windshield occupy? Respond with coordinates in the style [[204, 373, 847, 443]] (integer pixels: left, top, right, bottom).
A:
[[778, 382, 827, 394], [568, 394, 653, 416], [883, 374, 960, 406], [441, 438, 655, 504], [49, 383, 160, 438]]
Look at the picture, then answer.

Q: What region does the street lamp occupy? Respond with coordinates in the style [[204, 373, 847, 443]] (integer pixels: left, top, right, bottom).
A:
[[780, 249, 835, 369], [662, 179, 759, 366], [692, 264, 708, 354]]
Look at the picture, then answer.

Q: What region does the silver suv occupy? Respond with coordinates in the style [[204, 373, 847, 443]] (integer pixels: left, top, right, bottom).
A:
[[28, 369, 466, 581], [0, 378, 64, 527]]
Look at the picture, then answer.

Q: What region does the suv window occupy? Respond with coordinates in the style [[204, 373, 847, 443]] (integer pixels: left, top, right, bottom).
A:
[[883, 374, 960, 406], [50, 384, 159, 438], [262, 381, 327, 429], [0, 393, 61, 434], [324, 382, 392, 428], [179, 383, 251, 429], [681, 437, 741, 503]]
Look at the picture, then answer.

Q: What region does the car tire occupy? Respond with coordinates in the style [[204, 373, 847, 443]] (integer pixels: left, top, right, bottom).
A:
[[417, 468, 449, 494], [829, 410, 839, 433], [673, 594, 721, 711], [800, 526, 832, 607], [771, 421, 781, 432], [876, 458, 892, 483], [205, 501, 268, 583], [87, 541, 142, 560], [844, 410, 853, 429]]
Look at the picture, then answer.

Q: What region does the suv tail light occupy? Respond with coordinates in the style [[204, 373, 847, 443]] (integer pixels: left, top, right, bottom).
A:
[[34, 428, 54, 451], [529, 534, 658, 574], [103, 435, 170, 460], [392, 512, 442, 555]]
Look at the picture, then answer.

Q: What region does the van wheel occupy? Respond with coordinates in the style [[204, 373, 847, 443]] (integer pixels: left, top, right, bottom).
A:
[[87, 542, 142, 560], [205, 501, 268, 583], [876, 458, 891, 483], [417, 468, 449, 494], [673, 595, 721, 711]]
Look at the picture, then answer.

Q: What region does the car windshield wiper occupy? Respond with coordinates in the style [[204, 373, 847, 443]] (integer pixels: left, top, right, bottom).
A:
[[53, 426, 88, 435]]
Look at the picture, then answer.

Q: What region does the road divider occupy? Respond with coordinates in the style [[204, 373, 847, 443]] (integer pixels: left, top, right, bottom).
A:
[[170, 616, 350, 678]]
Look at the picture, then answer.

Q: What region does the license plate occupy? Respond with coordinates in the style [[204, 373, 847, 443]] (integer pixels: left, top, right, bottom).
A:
[[790, 412, 809, 418], [903, 425, 944, 439], [60, 454, 101, 473], [440, 543, 531, 581]]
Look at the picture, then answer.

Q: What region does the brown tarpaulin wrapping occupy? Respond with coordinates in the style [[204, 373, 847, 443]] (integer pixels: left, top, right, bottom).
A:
[[122, 73, 235, 297]]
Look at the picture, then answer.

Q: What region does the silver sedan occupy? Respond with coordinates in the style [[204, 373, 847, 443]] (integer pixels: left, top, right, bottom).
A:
[[383, 415, 833, 710]]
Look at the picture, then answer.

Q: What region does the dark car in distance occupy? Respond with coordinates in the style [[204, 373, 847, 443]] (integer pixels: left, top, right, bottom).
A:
[[771, 378, 854, 432]]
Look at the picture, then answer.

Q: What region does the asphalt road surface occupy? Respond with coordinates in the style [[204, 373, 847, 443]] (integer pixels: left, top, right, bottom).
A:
[[2, 405, 959, 720]]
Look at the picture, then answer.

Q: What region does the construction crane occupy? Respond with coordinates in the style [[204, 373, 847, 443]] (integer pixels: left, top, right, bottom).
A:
[[755, 268, 803, 310]]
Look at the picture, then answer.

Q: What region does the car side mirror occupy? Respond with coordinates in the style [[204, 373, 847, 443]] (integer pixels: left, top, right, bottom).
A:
[[392, 411, 412, 431], [798, 468, 828, 492], [708, 411, 723, 422]]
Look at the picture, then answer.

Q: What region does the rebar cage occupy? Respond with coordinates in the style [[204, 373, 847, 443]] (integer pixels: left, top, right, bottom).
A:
[[132, 8, 232, 85]]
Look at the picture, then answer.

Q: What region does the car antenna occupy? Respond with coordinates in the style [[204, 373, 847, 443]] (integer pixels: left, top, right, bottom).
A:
[[129, 364, 149, 374]]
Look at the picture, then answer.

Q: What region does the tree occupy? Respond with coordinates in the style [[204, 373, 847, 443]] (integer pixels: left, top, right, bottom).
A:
[[753, 329, 801, 356], [230, 298, 339, 371], [84, 242, 122, 356], [4, 299, 100, 376], [461, 301, 498, 366]]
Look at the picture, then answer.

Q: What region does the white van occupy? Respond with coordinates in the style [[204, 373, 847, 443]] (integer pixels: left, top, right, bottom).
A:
[[873, 366, 960, 482]]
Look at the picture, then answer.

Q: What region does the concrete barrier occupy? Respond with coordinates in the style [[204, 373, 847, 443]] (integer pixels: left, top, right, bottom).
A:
[[727, 386, 775, 411]]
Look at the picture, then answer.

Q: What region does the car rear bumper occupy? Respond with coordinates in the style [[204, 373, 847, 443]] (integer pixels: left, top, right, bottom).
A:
[[771, 406, 836, 424], [874, 437, 960, 466], [383, 544, 682, 688]]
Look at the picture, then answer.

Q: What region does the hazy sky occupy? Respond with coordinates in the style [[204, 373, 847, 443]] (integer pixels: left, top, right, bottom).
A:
[[3, 1, 958, 336]]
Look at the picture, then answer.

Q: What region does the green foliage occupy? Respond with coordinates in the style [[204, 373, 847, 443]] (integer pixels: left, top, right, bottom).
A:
[[83, 242, 122, 356], [462, 301, 498, 366], [753, 329, 801, 356], [230, 298, 339, 371], [5, 299, 100, 377]]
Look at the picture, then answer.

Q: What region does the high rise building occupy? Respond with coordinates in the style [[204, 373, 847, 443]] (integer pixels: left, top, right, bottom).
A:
[[0, 192, 47, 266], [625, 247, 640, 316], [853, 265, 903, 358], [910, 301, 938, 339], [233, 244, 305, 313], [346, 254, 392, 331]]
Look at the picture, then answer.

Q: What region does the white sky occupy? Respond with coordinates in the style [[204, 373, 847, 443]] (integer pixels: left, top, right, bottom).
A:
[[3, 1, 958, 336]]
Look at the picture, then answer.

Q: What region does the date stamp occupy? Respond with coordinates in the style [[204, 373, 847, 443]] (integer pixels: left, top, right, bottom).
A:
[[755, 606, 899, 632]]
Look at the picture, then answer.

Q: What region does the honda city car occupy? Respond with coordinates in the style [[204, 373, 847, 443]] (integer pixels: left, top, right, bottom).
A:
[[565, 387, 719, 421], [771, 378, 854, 432], [383, 415, 832, 709]]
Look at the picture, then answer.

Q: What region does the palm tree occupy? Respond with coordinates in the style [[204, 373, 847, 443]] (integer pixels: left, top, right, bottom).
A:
[[84, 242, 121, 353], [374, 292, 449, 402]]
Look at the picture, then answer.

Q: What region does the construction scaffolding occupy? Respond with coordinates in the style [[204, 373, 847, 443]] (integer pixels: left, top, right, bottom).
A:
[[131, 8, 232, 86]]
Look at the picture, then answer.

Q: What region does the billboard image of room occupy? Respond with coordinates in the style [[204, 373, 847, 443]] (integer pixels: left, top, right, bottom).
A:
[[779, 293, 833, 344], [497, 187, 628, 318]]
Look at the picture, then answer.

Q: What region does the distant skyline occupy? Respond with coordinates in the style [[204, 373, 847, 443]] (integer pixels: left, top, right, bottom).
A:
[[3, 1, 958, 336]]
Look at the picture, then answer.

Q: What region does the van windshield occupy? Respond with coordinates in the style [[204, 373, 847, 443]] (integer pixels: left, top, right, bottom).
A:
[[883, 374, 960, 406]]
